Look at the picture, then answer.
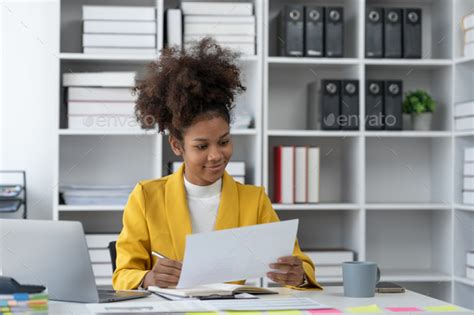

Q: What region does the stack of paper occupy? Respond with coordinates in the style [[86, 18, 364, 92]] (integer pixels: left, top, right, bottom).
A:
[[0, 185, 22, 198], [169, 161, 246, 184], [181, 2, 256, 55], [455, 100, 474, 131], [305, 249, 354, 277], [63, 72, 138, 130], [231, 107, 253, 129], [463, 13, 474, 57], [60, 184, 133, 206], [149, 283, 275, 298], [0, 293, 48, 314], [464, 147, 474, 205], [82, 6, 157, 55], [85, 234, 119, 286], [274, 146, 320, 204]]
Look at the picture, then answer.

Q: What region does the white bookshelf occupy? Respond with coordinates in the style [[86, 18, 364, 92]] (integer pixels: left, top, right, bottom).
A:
[[364, 131, 452, 137], [274, 203, 360, 211], [364, 203, 451, 210], [55, 0, 263, 288], [262, 0, 474, 310], [364, 59, 453, 66], [52, 0, 474, 308], [58, 205, 125, 212]]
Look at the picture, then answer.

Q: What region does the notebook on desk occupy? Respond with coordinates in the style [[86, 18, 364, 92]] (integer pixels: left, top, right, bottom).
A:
[[148, 283, 277, 299]]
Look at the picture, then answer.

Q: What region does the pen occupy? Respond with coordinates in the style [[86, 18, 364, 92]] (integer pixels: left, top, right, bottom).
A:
[[151, 251, 169, 259]]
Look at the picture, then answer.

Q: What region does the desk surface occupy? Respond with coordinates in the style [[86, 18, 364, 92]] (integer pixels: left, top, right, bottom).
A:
[[50, 286, 473, 315]]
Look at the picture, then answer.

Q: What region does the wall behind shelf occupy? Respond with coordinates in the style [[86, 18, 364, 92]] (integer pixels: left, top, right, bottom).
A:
[[59, 135, 161, 186], [1, 0, 60, 220], [365, 137, 452, 204]]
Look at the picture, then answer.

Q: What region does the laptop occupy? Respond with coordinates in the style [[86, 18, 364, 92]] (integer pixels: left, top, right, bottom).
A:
[[0, 219, 150, 303]]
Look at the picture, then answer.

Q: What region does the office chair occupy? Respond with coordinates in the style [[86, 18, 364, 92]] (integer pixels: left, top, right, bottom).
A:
[[108, 241, 117, 272]]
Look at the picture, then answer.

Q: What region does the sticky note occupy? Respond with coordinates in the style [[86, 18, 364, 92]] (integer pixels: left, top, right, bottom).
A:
[[7, 300, 17, 306], [386, 307, 422, 312], [226, 312, 262, 315], [424, 305, 461, 312], [12, 293, 29, 301], [346, 304, 382, 313], [308, 309, 343, 314], [267, 311, 302, 315]]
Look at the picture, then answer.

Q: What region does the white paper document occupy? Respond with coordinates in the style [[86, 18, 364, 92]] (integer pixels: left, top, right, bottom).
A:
[[177, 219, 299, 288], [87, 297, 329, 314], [87, 300, 212, 314]]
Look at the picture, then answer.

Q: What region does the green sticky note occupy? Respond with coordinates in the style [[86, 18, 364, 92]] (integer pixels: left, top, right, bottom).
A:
[[267, 311, 302, 315], [346, 304, 382, 313], [424, 305, 461, 312], [226, 312, 263, 315]]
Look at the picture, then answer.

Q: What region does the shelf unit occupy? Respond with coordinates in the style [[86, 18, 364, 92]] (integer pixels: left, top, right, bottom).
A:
[[262, 0, 473, 310], [53, 0, 474, 308], [55, 0, 263, 287]]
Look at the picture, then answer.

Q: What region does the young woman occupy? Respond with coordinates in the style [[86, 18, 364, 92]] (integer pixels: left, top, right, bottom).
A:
[[112, 38, 322, 291]]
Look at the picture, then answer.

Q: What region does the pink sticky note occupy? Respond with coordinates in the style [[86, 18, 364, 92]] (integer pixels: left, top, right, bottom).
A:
[[308, 309, 343, 314], [386, 307, 422, 312]]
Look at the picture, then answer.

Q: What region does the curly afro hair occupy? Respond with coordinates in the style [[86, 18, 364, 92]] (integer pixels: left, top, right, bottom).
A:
[[134, 37, 246, 141]]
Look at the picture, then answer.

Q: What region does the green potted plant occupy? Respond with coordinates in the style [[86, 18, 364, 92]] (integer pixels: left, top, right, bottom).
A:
[[402, 89, 437, 131]]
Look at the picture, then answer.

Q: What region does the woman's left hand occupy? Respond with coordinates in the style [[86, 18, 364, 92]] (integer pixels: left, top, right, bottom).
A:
[[267, 256, 305, 287]]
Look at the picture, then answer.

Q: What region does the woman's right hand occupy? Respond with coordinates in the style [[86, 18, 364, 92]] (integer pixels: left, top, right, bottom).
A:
[[143, 257, 182, 288]]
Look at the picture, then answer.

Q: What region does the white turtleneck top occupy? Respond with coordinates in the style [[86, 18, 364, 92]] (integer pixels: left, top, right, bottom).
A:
[[183, 175, 222, 234]]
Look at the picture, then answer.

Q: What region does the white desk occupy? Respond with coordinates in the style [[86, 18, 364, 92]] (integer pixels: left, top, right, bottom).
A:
[[49, 286, 473, 314]]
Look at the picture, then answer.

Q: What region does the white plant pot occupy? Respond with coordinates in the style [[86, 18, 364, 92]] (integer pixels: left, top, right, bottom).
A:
[[412, 113, 433, 131], [403, 113, 413, 130]]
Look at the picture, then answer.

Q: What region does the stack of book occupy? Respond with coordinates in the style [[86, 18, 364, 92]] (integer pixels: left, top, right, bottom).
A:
[[63, 71, 137, 130], [82, 5, 157, 55], [86, 234, 119, 286], [463, 12, 474, 58], [169, 161, 246, 184], [181, 1, 256, 55], [464, 147, 474, 205], [273, 146, 320, 204], [305, 249, 354, 278], [0, 293, 48, 314], [467, 251, 474, 280], [60, 185, 133, 206], [455, 99, 474, 131]]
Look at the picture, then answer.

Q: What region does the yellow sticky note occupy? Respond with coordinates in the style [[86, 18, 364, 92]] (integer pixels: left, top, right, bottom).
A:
[[346, 304, 382, 313], [424, 305, 461, 312], [267, 311, 302, 315], [226, 312, 263, 315]]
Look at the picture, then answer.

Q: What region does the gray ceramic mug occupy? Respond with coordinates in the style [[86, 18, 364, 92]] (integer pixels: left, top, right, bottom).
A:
[[342, 261, 381, 297]]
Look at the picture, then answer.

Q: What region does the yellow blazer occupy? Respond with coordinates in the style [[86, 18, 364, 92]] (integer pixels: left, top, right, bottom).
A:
[[112, 165, 322, 290]]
